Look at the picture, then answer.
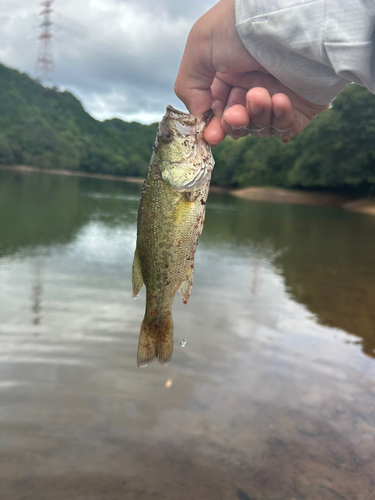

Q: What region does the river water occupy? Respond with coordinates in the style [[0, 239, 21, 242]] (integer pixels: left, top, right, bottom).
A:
[[1, 169, 375, 500]]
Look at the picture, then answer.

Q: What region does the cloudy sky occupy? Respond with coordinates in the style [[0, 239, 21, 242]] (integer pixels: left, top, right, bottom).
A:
[[0, 0, 216, 123]]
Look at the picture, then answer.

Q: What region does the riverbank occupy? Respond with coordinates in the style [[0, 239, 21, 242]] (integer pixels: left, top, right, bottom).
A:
[[0, 164, 145, 185], [231, 186, 375, 216], [1, 164, 374, 215], [0, 164, 228, 193]]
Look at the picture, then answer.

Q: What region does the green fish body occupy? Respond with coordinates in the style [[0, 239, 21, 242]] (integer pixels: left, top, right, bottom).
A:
[[132, 106, 214, 367]]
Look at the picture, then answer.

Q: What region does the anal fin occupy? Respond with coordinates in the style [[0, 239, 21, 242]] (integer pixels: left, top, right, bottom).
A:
[[132, 248, 144, 298], [178, 265, 194, 304]]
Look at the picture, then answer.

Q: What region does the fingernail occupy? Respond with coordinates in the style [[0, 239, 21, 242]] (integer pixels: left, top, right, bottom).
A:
[[281, 136, 290, 144], [250, 102, 264, 115], [274, 108, 284, 119]]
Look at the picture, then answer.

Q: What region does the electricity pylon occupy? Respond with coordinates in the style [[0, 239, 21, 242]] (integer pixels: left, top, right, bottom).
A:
[[36, 0, 54, 83]]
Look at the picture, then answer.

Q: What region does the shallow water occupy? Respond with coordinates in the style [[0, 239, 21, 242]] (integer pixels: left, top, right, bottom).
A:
[[1, 169, 375, 500]]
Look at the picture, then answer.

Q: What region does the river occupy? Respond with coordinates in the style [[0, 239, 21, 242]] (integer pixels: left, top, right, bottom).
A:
[[1, 168, 375, 500]]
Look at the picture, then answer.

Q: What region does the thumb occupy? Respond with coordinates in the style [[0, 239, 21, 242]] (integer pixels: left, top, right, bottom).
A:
[[174, 23, 216, 117]]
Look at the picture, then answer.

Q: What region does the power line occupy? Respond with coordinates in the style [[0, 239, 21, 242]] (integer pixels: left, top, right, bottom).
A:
[[36, 0, 54, 83]]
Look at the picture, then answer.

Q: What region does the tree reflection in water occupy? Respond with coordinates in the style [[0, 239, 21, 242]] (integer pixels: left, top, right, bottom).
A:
[[202, 194, 375, 359]]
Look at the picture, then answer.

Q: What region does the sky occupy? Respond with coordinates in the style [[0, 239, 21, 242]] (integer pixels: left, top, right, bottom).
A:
[[0, 0, 216, 123]]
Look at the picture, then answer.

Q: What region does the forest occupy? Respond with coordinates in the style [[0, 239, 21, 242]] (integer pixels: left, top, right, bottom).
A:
[[0, 62, 374, 189]]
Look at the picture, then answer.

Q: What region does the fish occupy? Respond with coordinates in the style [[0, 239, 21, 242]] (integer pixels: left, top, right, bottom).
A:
[[132, 105, 214, 367]]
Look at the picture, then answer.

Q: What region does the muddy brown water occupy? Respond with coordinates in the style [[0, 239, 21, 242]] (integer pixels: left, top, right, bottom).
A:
[[0, 169, 375, 500]]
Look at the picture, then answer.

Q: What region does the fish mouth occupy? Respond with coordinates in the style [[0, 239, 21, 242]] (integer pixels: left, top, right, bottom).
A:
[[166, 105, 213, 130], [166, 105, 196, 126], [164, 105, 212, 160]]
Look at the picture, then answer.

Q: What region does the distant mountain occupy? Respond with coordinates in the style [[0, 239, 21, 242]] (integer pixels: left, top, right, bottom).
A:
[[0, 63, 157, 177], [0, 63, 374, 188]]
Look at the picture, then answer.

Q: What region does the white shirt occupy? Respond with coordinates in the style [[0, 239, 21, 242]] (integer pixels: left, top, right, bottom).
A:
[[235, 0, 375, 104]]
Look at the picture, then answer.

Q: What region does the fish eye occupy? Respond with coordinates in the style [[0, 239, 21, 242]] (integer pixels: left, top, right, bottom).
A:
[[160, 131, 173, 144]]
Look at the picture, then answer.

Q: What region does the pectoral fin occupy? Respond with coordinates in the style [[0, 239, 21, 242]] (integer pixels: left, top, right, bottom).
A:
[[132, 248, 144, 298], [178, 265, 194, 304]]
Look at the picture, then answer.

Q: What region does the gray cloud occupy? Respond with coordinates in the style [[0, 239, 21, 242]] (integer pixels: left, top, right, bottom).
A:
[[121, 0, 214, 21], [0, 0, 216, 123]]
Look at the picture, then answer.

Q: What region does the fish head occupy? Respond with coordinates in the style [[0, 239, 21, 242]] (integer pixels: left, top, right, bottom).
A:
[[154, 106, 214, 192]]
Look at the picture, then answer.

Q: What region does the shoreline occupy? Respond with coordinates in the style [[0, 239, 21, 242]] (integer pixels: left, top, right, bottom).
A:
[[231, 187, 375, 216], [0, 164, 145, 185], [1, 164, 374, 215], [0, 164, 229, 193]]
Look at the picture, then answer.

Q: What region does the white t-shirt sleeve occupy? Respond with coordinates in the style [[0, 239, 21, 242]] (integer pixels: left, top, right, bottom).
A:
[[235, 0, 375, 105]]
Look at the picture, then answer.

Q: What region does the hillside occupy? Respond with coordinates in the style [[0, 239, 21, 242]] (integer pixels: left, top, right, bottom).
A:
[[0, 63, 374, 189], [0, 63, 157, 177]]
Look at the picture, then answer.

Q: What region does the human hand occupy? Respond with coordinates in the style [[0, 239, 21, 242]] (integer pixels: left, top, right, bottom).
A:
[[174, 0, 330, 145]]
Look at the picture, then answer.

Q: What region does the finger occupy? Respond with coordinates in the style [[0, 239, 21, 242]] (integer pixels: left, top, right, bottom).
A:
[[246, 87, 272, 138], [225, 86, 247, 108], [206, 100, 250, 145], [174, 62, 214, 117], [218, 72, 329, 120], [221, 87, 249, 139], [204, 116, 226, 146], [211, 76, 232, 118], [203, 78, 232, 145], [174, 23, 215, 117], [222, 105, 250, 140], [217, 71, 279, 96], [271, 93, 301, 142]]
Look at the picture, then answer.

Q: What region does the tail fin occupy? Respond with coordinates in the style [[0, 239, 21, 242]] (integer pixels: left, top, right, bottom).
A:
[[137, 313, 174, 367]]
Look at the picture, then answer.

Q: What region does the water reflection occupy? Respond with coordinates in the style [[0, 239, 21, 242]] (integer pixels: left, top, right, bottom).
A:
[[0, 170, 140, 257], [2, 169, 374, 358], [202, 194, 375, 359], [0, 169, 375, 499], [31, 261, 43, 325]]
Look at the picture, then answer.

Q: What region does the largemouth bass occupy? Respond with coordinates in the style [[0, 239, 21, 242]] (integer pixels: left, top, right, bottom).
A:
[[132, 105, 214, 367]]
